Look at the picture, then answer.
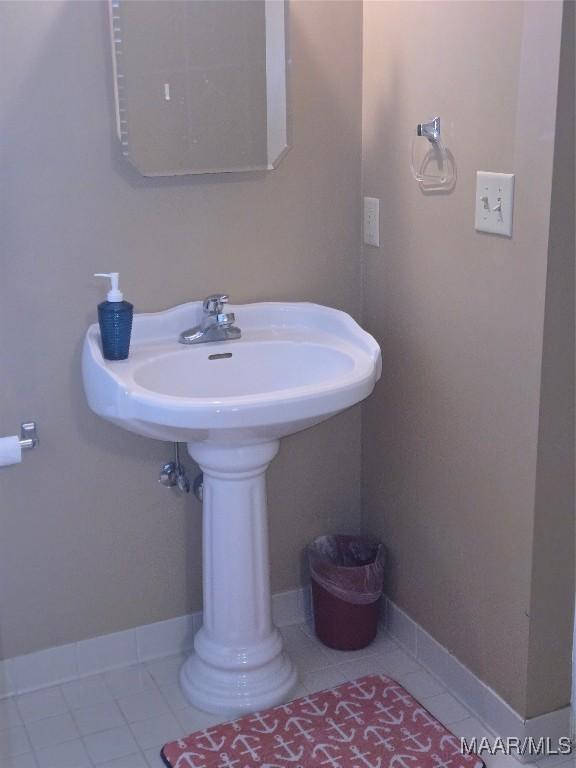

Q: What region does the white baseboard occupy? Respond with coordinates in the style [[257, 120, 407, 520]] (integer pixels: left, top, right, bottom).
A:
[[0, 587, 310, 699], [383, 596, 571, 760], [1, 584, 569, 759]]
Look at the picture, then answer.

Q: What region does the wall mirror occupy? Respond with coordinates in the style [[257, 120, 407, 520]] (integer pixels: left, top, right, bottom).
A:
[[110, 0, 289, 176]]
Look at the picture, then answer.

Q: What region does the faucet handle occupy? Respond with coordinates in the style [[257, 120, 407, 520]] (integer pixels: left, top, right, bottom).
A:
[[203, 294, 229, 315]]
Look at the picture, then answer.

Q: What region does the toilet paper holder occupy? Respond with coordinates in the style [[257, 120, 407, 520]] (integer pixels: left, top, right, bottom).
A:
[[19, 422, 38, 450]]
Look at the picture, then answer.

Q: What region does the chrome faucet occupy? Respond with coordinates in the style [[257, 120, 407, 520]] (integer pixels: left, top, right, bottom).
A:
[[179, 294, 241, 345]]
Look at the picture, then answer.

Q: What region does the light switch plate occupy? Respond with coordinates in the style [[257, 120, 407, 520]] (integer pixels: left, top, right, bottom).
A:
[[475, 171, 515, 237], [363, 197, 380, 247]]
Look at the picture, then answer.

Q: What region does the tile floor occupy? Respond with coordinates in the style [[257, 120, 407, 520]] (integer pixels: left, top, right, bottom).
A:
[[0, 623, 572, 768]]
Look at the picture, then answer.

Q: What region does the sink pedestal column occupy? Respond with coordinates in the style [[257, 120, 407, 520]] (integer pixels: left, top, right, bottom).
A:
[[180, 440, 297, 716]]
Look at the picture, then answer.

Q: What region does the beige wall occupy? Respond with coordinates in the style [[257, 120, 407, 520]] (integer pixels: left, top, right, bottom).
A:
[[1, 0, 572, 726], [0, 0, 363, 658], [527, 0, 575, 717], [361, 0, 571, 718]]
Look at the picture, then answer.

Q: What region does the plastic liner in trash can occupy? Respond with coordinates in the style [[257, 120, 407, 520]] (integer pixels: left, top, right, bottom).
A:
[[308, 534, 385, 650]]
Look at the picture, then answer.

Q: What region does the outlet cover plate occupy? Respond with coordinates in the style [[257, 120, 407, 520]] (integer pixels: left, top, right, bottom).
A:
[[363, 196, 380, 247]]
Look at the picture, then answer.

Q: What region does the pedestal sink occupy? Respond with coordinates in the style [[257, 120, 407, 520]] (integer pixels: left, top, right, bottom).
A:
[[82, 300, 381, 716]]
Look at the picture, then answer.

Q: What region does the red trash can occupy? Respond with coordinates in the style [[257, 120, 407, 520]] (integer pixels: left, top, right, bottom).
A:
[[308, 535, 385, 651]]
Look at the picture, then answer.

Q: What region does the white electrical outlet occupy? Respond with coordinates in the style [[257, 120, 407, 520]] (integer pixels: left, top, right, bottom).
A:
[[363, 197, 380, 247], [475, 171, 515, 237]]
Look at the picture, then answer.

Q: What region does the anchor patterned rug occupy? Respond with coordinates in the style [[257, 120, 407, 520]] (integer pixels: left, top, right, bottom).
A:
[[161, 673, 485, 768]]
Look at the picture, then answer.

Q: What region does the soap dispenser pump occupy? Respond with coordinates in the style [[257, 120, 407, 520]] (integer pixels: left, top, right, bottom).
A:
[[94, 272, 133, 360]]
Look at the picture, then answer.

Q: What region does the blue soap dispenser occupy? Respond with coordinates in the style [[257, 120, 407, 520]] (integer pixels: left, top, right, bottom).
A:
[[94, 272, 133, 360]]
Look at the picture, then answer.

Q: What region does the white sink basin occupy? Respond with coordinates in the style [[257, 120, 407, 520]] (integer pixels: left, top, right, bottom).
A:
[[82, 301, 381, 444], [82, 300, 381, 717]]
